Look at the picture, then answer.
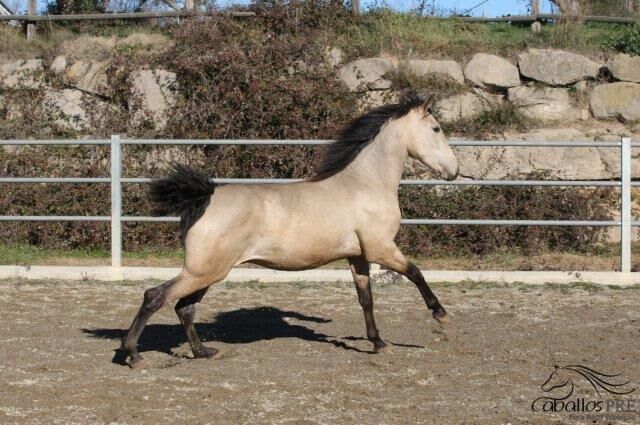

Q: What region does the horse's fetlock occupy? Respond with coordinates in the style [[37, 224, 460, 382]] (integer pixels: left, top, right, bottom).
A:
[[427, 301, 441, 311], [121, 340, 136, 354]]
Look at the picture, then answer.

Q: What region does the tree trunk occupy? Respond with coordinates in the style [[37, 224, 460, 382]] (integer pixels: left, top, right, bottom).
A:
[[551, 0, 587, 15], [531, 0, 540, 14]]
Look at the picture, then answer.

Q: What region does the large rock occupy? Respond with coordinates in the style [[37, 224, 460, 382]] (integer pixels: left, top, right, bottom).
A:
[[590, 82, 640, 121], [454, 131, 640, 180], [42, 89, 89, 131], [504, 127, 587, 141], [50, 56, 67, 74], [338, 58, 397, 92], [464, 53, 520, 89], [606, 54, 640, 83], [518, 49, 600, 86], [508, 86, 579, 121], [64, 60, 111, 98], [0, 59, 44, 89], [456, 146, 610, 180], [130, 69, 178, 130], [435, 92, 487, 122], [402, 59, 464, 84], [450, 128, 640, 181]]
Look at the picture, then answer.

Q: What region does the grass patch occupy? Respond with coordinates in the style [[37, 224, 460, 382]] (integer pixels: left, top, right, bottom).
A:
[[0, 9, 631, 66], [443, 101, 535, 138], [0, 243, 183, 266], [0, 243, 636, 272], [335, 12, 628, 61]]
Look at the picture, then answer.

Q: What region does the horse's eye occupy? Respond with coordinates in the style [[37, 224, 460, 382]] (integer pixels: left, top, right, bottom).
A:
[[433, 126, 441, 133]]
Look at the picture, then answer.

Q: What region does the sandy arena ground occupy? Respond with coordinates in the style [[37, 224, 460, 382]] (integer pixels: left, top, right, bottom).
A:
[[1, 278, 640, 424]]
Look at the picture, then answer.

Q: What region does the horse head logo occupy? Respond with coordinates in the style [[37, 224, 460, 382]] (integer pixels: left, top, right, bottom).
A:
[[540, 365, 574, 396], [532, 364, 635, 412], [541, 365, 635, 398]]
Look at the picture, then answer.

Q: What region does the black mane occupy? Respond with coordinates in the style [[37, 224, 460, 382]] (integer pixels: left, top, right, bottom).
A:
[[311, 93, 430, 181]]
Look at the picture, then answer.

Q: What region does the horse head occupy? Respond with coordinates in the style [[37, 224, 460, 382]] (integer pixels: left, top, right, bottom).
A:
[[541, 365, 573, 393], [403, 93, 459, 181]]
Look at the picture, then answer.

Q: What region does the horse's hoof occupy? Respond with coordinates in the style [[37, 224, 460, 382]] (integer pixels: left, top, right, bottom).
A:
[[194, 346, 221, 360], [129, 355, 145, 369], [432, 308, 449, 324], [373, 341, 388, 353]]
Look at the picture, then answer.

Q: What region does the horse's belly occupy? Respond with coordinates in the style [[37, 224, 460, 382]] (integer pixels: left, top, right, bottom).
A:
[[243, 231, 361, 271]]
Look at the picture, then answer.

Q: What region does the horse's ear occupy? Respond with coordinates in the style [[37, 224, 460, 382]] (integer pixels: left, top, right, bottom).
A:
[[422, 93, 436, 114]]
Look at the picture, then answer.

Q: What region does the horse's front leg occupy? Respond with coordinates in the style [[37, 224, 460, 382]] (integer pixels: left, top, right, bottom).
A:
[[348, 256, 387, 353], [376, 245, 448, 324]]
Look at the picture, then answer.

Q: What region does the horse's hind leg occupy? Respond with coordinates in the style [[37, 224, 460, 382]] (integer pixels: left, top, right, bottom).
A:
[[348, 256, 387, 353], [175, 288, 219, 359], [120, 272, 213, 368], [120, 278, 175, 367]]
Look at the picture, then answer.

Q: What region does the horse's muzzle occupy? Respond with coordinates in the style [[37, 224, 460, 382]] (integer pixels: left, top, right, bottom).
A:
[[445, 165, 459, 181]]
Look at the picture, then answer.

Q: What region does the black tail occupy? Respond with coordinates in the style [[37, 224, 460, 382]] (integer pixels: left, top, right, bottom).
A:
[[149, 162, 216, 242]]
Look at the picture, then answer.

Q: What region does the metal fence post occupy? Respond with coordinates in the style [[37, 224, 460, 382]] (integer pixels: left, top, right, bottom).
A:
[[621, 137, 632, 273], [111, 135, 122, 268]]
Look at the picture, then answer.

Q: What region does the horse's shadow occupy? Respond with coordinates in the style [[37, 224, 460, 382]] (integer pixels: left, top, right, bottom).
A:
[[83, 306, 408, 364]]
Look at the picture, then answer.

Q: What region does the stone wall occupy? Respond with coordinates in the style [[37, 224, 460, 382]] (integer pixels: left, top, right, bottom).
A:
[[2, 45, 639, 243], [0, 57, 177, 133], [334, 48, 640, 183], [337, 49, 640, 124]]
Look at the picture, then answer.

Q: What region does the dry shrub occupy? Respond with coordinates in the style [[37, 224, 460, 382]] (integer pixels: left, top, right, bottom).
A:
[[442, 102, 535, 138], [163, 0, 356, 140], [1, 144, 614, 255], [396, 184, 614, 257], [386, 68, 467, 99]]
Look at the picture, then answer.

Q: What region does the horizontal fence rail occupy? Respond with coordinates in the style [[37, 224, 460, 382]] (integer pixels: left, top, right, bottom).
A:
[[0, 136, 636, 271], [0, 10, 256, 21], [0, 12, 637, 24]]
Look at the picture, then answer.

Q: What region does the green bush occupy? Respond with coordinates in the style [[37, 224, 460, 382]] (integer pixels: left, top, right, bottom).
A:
[[602, 22, 640, 56]]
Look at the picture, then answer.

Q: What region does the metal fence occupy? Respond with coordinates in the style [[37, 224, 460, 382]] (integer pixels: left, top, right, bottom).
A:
[[2, 11, 639, 23], [0, 136, 637, 272]]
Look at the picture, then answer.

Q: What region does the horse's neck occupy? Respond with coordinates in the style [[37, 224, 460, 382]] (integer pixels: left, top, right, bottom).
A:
[[338, 121, 408, 194]]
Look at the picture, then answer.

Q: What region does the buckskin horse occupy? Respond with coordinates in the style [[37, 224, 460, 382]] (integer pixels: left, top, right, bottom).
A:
[[121, 93, 459, 368]]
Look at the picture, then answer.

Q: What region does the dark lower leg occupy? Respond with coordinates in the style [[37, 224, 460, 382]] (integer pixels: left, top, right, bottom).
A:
[[357, 286, 387, 352], [404, 263, 448, 322], [121, 280, 172, 366], [349, 257, 386, 352], [175, 288, 218, 359]]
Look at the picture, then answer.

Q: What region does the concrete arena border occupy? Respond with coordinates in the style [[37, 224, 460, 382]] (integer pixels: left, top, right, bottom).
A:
[[0, 266, 639, 286]]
